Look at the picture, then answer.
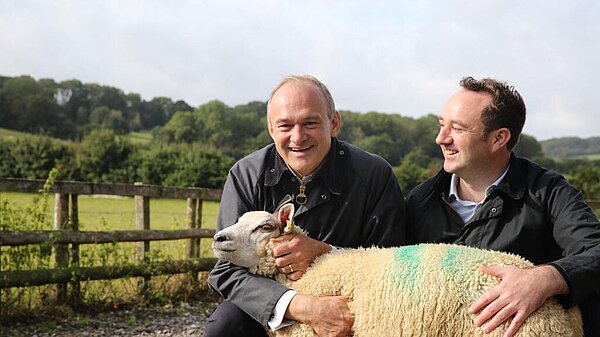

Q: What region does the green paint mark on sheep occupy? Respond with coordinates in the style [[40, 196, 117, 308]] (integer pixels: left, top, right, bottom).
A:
[[441, 245, 461, 270], [389, 245, 422, 293]]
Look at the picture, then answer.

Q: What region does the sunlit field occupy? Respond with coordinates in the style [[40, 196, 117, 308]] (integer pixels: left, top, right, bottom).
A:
[[1, 191, 220, 317], [0, 192, 219, 260]]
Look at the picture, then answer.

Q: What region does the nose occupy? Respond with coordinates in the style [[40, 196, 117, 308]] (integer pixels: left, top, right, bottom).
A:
[[290, 125, 305, 144], [213, 232, 230, 242], [436, 125, 451, 145]]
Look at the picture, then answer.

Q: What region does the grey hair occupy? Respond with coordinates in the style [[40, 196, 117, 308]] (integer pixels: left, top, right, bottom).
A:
[[266, 75, 336, 120]]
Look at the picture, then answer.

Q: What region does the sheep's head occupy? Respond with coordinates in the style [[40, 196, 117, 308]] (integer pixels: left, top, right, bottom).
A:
[[212, 203, 295, 276]]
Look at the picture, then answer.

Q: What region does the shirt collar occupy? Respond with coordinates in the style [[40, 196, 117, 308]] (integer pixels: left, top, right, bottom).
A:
[[448, 165, 510, 202]]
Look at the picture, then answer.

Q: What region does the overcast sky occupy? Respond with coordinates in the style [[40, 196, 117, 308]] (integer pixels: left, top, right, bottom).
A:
[[1, 0, 598, 140]]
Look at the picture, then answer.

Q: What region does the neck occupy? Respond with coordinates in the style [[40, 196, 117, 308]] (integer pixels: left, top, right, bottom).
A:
[[457, 156, 510, 202]]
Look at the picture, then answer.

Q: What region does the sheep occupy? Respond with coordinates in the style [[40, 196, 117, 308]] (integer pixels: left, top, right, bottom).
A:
[[212, 204, 583, 337]]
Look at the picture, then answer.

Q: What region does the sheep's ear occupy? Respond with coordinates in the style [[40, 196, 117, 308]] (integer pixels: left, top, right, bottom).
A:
[[273, 194, 292, 214], [278, 203, 295, 231]]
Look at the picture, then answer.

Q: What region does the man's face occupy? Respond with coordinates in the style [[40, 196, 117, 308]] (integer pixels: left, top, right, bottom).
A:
[[267, 82, 340, 177], [436, 89, 495, 178]]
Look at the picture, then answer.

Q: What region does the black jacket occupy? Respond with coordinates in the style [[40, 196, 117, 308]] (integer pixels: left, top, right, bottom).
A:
[[406, 154, 600, 326], [208, 138, 406, 326]]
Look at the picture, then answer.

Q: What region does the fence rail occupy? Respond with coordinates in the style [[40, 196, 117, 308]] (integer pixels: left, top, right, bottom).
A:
[[0, 178, 222, 303], [0, 228, 216, 246]]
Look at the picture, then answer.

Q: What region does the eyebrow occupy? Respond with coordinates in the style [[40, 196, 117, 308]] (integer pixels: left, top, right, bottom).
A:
[[274, 113, 322, 124], [439, 116, 471, 129]]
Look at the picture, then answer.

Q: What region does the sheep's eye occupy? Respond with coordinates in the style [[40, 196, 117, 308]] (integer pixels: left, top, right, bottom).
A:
[[258, 223, 276, 232]]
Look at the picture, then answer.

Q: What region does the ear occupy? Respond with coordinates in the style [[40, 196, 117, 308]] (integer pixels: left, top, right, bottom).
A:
[[267, 116, 275, 140], [273, 194, 292, 214], [277, 203, 295, 231], [491, 128, 511, 152], [331, 110, 342, 137]]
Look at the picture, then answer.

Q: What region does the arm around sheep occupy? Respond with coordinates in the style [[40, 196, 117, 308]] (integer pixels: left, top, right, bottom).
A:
[[286, 293, 354, 337]]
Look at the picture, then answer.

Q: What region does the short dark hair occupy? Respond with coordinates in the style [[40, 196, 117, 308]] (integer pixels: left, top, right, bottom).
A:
[[460, 76, 526, 151]]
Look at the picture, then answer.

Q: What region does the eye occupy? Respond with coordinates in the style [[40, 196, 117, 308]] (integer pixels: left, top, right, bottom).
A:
[[261, 224, 275, 231], [255, 222, 276, 233], [451, 124, 464, 132]]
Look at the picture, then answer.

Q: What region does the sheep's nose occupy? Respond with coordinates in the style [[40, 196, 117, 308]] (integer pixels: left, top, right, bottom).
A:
[[214, 233, 229, 242]]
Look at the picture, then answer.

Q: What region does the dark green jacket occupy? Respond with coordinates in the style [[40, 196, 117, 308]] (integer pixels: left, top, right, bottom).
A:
[[208, 138, 406, 326]]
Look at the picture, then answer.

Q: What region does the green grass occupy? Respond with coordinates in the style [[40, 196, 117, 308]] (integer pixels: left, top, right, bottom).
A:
[[1, 190, 221, 317], [1, 128, 153, 145], [572, 153, 600, 160], [125, 131, 153, 145], [0, 127, 32, 140], [0, 192, 219, 260]]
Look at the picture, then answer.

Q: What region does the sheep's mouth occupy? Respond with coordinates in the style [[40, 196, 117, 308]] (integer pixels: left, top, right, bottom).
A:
[[215, 248, 235, 252], [212, 245, 236, 253]]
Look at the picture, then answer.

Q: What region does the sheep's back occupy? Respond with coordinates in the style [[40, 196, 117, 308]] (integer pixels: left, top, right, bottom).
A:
[[278, 243, 582, 337]]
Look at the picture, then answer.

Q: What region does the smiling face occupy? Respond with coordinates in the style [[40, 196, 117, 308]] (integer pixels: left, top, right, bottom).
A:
[[436, 89, 496, 179], [267, 82, 341, 177]]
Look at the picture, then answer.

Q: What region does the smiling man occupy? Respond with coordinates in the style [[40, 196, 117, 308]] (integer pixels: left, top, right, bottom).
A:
[[205, 75, 406, 337], [406, 76, 600, 337]]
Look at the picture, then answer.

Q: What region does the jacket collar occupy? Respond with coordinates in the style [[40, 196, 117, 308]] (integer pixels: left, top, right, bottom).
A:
[[432, 153, 526, 201], [494, 153, 526, 200], [264, 138, 343, 195]]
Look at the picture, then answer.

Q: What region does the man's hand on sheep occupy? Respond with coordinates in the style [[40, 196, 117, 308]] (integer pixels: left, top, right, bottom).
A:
[[271, 233, 332, 281], [285, 293, 354, 337], [469, 264, 570, 337]]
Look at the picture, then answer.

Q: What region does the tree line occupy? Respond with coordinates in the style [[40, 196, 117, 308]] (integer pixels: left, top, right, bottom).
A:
[[1, 75, 599, 198]]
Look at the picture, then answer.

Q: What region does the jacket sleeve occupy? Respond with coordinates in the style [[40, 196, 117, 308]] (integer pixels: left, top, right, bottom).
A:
[[361, 161, 407, 247], [207, 168, 290, 326], [545, 178, 600, 306]]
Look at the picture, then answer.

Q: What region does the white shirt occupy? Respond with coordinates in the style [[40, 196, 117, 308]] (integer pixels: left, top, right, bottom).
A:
[[448, 166, 509, 223]]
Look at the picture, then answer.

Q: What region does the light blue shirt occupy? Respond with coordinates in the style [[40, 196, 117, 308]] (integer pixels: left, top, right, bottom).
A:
[[448, 166, 509, 223]]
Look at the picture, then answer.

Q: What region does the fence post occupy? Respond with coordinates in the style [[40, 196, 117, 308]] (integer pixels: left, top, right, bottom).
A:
[[186, 198, 199, 285], [186, 198, 198, 259], [53, 192, 69, 304], [135, 182, 150, 299], [70, 193, 81, 306]]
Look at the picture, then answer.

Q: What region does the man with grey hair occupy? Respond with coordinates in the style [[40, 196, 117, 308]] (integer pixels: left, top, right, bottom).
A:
[[205, 75, 406, 337]]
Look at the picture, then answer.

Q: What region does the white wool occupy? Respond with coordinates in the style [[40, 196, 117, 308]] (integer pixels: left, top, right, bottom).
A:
[[212, 207, 582, 337]]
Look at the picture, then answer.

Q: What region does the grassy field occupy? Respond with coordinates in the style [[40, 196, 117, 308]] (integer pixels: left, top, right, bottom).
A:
[[1, 191, 221, 319], [0, 192, 219, 261], [0, 127, 32, 140], [125, 131, 153, 145], [1, 127, 153, 145]]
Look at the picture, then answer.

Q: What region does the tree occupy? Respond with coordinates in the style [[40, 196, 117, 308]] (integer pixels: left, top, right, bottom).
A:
[[514, 133, 544, 159], [78, 129, 135, 182], [137, 143, 232, 188], [158, 111, 198, 143], [10, 135, 75, 180], [0, 76, 74, 138], [568, 163, 600, 200], [394, 160, 431, 193]]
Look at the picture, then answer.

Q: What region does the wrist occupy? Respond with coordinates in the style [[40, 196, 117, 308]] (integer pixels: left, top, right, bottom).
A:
[[285, 293, 317, 324], [539, 265, 569, 296]]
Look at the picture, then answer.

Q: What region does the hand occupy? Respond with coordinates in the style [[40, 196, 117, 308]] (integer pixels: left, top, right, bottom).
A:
[[271, 233, 331, 281], [469, 264, 569, 337], [286, 293, 354, 337]]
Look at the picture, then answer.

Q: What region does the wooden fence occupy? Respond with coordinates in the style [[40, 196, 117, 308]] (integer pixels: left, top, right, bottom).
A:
[[0, 178, 221, 304], [2, 178, 599, 305]]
